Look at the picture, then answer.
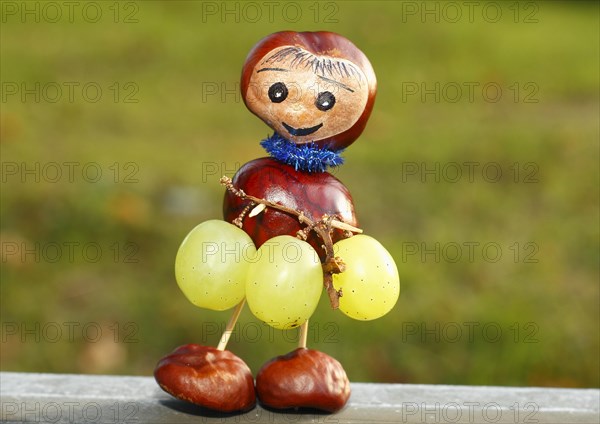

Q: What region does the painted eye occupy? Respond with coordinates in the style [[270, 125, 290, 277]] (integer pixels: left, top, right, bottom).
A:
[[268, 82, 288, 103], [315, 91, 336, 111]]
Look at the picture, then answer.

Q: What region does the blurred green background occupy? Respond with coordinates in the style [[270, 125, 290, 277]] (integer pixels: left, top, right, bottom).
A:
[[1, 1, 598, 388]]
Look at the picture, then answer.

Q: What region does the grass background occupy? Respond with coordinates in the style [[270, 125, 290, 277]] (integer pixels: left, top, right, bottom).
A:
[[1, 1, 598, 388]]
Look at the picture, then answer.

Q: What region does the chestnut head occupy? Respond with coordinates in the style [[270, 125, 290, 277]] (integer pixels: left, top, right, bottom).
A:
[[241, 31, 377, 151]]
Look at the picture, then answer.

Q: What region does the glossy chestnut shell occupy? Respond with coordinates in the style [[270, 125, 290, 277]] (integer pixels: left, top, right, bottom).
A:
[[223, 157, 357, 259], [154, 344, 256, 412], [256, 348, 351, 412]]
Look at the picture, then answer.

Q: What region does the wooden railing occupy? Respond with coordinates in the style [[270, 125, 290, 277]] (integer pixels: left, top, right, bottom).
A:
[[1, 372, 598, 423]]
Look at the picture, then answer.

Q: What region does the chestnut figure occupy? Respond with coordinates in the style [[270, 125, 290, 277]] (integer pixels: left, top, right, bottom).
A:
[[157, 31, 381, 415]]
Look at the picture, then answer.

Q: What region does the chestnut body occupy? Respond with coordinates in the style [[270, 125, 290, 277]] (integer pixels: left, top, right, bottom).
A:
[[223, 157, 357, 258]]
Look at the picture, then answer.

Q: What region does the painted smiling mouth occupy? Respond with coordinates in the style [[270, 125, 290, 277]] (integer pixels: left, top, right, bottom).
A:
[[282, 122, 323, 137]]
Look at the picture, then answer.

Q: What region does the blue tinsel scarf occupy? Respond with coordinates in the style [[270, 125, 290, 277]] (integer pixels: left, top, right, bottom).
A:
[[260, 133, 344, 173]]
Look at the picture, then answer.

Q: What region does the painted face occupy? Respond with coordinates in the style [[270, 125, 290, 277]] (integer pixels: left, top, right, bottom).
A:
[[244, 46, 370, 145]]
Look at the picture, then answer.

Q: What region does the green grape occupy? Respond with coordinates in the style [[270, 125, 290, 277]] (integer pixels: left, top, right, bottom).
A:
[[175, 220, 256, 311], [246, 235, 323, 330], [332, 235, 399, 320]]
